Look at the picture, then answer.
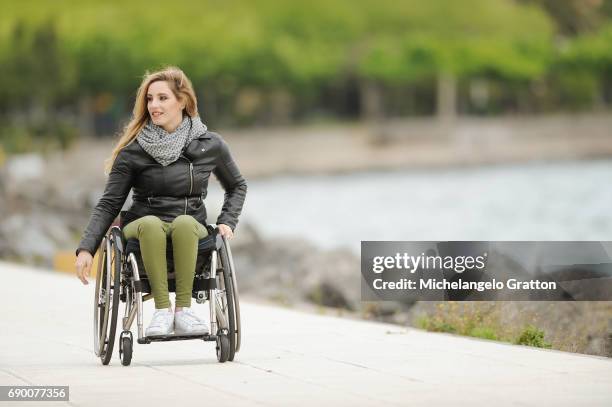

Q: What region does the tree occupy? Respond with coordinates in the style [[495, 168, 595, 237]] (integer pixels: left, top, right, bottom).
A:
[[354, 0, 554, 121]]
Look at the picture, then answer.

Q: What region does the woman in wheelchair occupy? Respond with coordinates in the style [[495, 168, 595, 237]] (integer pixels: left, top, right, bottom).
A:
[[75, 66, 247, 338]]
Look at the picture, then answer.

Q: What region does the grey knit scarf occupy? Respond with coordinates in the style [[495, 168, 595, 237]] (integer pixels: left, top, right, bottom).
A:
[[137, 115, 207, 166]]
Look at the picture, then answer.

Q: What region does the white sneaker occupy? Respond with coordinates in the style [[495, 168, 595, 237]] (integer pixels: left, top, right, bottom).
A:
[[145, 309, 174, 336], [174, 308, 209, 335]]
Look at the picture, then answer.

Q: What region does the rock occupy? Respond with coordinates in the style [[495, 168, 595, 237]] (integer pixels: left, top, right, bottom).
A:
[[305, 281, 352, 309], [0, 211, 75, 266], [233, 234, 362, 311], [5, 154, 44, 184], [0, 215, 56, 264]]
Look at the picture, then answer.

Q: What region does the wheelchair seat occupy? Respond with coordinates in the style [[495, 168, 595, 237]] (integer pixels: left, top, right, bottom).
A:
[[123, 229, 219, 295], [124, 234, 217, 259]]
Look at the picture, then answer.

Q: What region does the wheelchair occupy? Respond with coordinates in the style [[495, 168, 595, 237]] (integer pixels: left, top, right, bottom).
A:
[[92, 221, 242, 366]]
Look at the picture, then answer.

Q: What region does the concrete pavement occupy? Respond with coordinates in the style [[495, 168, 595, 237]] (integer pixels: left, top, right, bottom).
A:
[[0, 261, 610, 406]]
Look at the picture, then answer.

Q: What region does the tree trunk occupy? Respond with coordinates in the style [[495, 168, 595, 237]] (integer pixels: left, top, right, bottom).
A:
[[436, 72, 457, 122], [78, 94, 96, 138], [359, 79, 383, 122], [268, 89, 293, 125], [359, 79, 392, 145]]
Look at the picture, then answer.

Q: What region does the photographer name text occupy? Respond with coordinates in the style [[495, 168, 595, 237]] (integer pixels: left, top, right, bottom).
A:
[[372, 278, 557, 291]]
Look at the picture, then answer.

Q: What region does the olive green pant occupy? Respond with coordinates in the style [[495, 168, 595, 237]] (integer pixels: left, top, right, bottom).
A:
[[123, 215, 208, 309]]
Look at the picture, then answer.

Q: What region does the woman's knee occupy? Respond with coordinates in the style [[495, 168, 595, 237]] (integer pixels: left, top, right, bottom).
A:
[[137, 215, 165, 236], [170, 215, 198, 235]]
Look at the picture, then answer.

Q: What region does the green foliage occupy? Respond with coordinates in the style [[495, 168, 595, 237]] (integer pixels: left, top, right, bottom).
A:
[[0, 0, 557, 89], [356, 0, 554, 82], [0, 18, 77, 110], [0, 119, 78, 154], [559, 22, 612, 71], [469, 326, 499, 341], [515, 325, 552, 348], [417, 303, 556, 348], [518, 0, 611, 36], [417, 315, 457, 334], [553, 69, 600, 108], [0, 0, 610, 135], [417, 314, 501, 340], [416, 302, 499, 339]]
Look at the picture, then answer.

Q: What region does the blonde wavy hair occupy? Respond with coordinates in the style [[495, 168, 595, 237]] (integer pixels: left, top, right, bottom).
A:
[[105, 66, 199, 173]]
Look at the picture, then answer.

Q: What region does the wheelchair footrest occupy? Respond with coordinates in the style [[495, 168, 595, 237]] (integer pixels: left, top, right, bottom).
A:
[[138, 333, 216, 344]]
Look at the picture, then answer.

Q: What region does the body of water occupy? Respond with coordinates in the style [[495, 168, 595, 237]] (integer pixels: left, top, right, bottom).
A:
[[207, 160, 612, 253]]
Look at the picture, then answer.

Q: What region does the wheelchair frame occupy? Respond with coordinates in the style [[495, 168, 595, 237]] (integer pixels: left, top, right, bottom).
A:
[[93, 225, 242, 366]]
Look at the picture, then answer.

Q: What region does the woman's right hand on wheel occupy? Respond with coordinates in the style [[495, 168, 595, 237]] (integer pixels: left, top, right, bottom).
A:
[[75, 250, 93, 285]]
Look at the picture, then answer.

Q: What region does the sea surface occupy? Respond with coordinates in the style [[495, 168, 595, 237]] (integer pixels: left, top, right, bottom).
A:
[[206, 160, 612, 253]]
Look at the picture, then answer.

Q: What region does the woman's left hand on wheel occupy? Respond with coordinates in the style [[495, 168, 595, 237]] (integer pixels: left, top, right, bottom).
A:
[[218, 224, 234, 240]]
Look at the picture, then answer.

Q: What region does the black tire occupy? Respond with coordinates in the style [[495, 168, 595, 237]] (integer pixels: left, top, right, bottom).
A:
[[100, 229, 122, 365], [216, 334, 230, 363], [93, 239, 106, 357], [120, 336, 133, 366], [218, 244, 237, 361], [94, 242, 111, 363]]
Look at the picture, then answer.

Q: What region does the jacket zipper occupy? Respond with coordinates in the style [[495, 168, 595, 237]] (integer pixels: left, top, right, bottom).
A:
[[181, 155, 194, 215], [189, 162, 193, 195]]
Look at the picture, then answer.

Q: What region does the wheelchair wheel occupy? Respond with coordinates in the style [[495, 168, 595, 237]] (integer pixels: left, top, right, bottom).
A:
[[216, 237, 240, 361], [93, 228, 122, 365], [216, 334, 230, 363], [119, 331, 133, 366]]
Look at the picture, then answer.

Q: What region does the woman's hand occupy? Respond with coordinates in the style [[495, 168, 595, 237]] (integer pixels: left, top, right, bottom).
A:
[[75, 250, 94, 285], [217, 224, 234, 240]]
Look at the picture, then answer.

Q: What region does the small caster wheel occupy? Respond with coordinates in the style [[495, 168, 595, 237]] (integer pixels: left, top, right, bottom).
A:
[[119, 331, 133, 366], [216, 335, 230, 363]]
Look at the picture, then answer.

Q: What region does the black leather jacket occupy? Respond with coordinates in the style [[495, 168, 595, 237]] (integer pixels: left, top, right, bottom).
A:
[[77, 130, 247, 256]]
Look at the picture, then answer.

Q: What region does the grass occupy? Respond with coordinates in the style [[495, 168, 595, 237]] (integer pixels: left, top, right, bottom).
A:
[[514, 325, 552, 348], [416, 302, 552, 349]]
